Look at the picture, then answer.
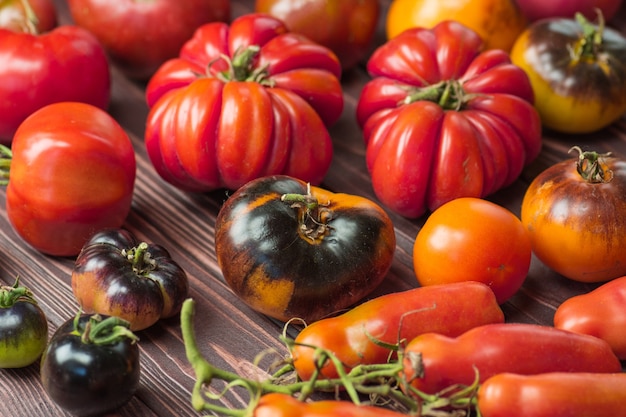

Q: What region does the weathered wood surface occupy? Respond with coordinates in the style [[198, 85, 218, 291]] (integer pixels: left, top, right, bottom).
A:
[[1, 1, 625, 416]]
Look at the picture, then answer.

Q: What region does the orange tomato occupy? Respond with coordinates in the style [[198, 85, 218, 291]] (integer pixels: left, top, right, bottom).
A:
[[386, 0, 527, 52], [413, 197, 531, 303]]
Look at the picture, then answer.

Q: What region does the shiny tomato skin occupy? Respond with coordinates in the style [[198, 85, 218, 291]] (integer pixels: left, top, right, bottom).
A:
[[0, 280, 48, 369], [291, 281, 503, 381], [477, 372, 626, 417], [0, 25, 110, 144], [0, 0, 57, 33], [6, 102, 136, 257], [554, 276, 626, 359], [67, 0, 230, 80], [511, 17, 626, 134], [357, 21, 541, 218], [386, 0, 527, 52], [403, 323, 622, 395], [254, 393, 407, 417], [255, 0, 380, 70], [145, 14, 342, 192], [413, 198, 531, 304], [214, 175, 396, 323], [521, 153, 626, 282], [40, 314, 140, 416]]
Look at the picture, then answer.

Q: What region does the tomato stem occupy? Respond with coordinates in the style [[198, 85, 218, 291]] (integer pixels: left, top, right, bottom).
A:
[[571, 11, 605, 63], [76, 313, 139, 346], [0, 276, 37, 308], [122, 242, 157, 275], [281, 184, 332, 242], [0, 144, 12, 186], [18, 0, 40, 34], [210, 46, 274, 86], [569, 146, 613, 183], [402, 80, 466, 111]]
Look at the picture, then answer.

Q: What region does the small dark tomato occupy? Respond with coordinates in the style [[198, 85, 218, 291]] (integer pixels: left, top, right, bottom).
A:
[[0, 277, 48, 368], [214, 175, 396, 323], [40, 313, 140, 416], [72, 228, 189, 331]]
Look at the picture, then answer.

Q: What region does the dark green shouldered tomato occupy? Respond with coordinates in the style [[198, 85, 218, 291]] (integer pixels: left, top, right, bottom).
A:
[[214, 175, 396, 323]]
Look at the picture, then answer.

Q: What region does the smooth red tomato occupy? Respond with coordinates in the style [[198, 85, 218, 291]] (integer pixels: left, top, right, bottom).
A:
[[67, 0, 230, 79], [255, 0, 380, 71], [477, 372, 626, 417], [356, 21, 542, 218], [145, 13, 343, 192], [386, 0, 527, 51], [521, 147, 626, 282], [5, 102, 136, 257], [554, 275, 626, 359], [511, 13, 626, 133], [413, 197, 531, 304]]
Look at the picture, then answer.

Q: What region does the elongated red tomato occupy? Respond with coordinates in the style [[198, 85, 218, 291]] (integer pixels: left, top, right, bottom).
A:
[[402, 323, 622, 394], [356, 20, 541, 218], [554, 275, 626, 359], [291, 281, 504, 381], [254, 393, 407, 417], [145, 13, 343, 192], [477, 372, 626, 417]]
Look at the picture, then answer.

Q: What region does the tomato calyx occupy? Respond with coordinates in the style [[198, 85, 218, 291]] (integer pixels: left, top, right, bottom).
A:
[[7, 0, 40, 34], [571, 11, 610, 67], [281, 184, 333, 242], [0, 276, 37, 308], [121, 242, 158, 275], [72, 312, 138, 346], [570, 146, 614, 183], [209, 46, 273, 86], [402, 80, 476, 111]]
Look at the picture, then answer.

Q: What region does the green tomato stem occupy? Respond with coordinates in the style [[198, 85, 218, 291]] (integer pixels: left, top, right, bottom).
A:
[[0, 144, 12, 186], [0, 276, 37, 308], [18, 0, 40, 34], [76, 313, 139, 346], [569, 146, 613, 183], [573, 11, 605, 62], [122, 242, 157, 275]]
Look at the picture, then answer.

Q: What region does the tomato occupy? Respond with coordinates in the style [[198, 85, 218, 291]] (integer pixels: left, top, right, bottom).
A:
[[477, 372, 626, 417], [511, 13, 626, 134], [255, 0, 380, 71], [413, 198, 531, 304], [402, 323, 622, 395], [0, 0, 57, 33], [67, 0, 230, 79], [356, 21, 542, 218], [144, 13, 343, 192], [291, 281, 504, 381], [516, 0, 623, 22], [214, 175, 396, 323], [521, 147, 626, 282], [253, 393, 407, 417], [0, 18, 110, 144], [72, 228, 189, 331], [386, 0, 527, 52], [3, 102, 136, 257], [40, 313, 140, 416], [0, 277, 47, 368], [554, 275, 626, 359]]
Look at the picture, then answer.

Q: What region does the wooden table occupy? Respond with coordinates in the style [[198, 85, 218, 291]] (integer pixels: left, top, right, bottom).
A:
[[2, 1, 625, 416]]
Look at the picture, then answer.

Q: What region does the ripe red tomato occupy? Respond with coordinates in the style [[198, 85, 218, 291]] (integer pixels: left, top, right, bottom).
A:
[[255, 0, 380, 71], [0, 0, 57, 33], [0, 20, 110, 144], [356, 21, 542, 218], [413, 197, 531, 304], [145, 13, 343, 192], [521, 147, 626, 282], [4, 102, 136, 257], [67, 0, 230, 80]]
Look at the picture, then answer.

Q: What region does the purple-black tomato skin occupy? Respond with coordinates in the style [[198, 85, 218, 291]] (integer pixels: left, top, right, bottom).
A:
[[0, 299, 48, 368], [40, 314, 140, 416]]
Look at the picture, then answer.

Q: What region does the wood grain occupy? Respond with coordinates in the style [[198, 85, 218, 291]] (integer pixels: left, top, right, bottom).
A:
[[1, 1, 625, 416]]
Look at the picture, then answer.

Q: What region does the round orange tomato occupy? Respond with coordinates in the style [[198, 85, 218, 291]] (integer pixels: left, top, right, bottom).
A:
[[413, 197, 531, 304], [386, 0, 527, 52]]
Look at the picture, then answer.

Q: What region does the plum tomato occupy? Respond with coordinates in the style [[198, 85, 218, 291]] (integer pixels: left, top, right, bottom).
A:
[[72, 228, 189, 331], [40, 313, 140, 416], [413, 197, 531, 304], [511, 12, 626, 133], [521, 147, 626, 283], [214, 175, 396, 323], [2, 102, 136, 257], [0, 277, 48, 368]]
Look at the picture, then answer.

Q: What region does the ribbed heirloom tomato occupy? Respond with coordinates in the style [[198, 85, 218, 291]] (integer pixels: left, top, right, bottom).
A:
[[145, 13, 343, 192], [357, 20, 542, 218], [413, 198, 531, 304]]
